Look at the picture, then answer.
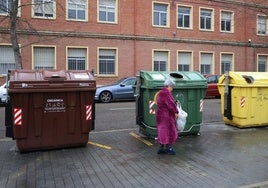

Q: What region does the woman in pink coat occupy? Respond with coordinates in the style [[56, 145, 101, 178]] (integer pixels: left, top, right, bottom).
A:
[[156, 78, 178, 155]]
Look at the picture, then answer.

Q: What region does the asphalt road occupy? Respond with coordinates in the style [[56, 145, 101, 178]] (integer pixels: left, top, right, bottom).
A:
[[94, 98, 222, 132], [1, 98, 268, 188]]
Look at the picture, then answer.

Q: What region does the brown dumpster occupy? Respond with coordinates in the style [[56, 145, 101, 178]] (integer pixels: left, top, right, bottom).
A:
[[8, 69, 96, 152]]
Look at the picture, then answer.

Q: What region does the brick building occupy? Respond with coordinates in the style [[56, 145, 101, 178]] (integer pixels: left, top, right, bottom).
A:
[[0, 0, 268, 85]]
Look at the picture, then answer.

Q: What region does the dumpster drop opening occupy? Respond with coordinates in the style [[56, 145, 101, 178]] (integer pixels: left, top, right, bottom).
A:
[[170, 73, 183, 79], [242, 75, 254, 84]]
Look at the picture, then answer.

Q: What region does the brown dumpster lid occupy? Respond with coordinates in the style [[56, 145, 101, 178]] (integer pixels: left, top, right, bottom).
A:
[[8, 69, 96, 93]]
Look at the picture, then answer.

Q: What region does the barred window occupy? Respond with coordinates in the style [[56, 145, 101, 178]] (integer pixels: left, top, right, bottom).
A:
[[221, 54, 232, 74], [200, 53, 213, 74], [0, 46, 16, 74], [178, 52, 191, 71], [68, 48, 86, 70], [99, 49, 116, 75], [154, 51, 168, 71], [33, 46, 55, 70], [258, 55, 268, 72]]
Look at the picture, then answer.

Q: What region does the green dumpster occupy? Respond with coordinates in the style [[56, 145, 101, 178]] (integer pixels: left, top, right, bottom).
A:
[[218, 71, 268, 128], [134, 71, 207, 138]]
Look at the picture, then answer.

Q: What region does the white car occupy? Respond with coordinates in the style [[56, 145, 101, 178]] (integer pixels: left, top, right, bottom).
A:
[[0, 83, 7, 104]]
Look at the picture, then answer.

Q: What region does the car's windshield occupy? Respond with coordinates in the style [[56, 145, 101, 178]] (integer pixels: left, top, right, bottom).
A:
[[122, 78, 135, 86]]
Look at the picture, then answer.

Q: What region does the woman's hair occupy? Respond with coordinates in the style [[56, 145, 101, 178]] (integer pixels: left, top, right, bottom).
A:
[[164, 77, 175, 87]]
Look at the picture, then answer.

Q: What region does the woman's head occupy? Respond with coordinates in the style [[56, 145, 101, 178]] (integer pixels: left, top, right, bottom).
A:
[[164, 77, 175, 91]]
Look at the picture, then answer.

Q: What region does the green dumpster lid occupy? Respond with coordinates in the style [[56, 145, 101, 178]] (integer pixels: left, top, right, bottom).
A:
[[139, 71, 207, 89], [218, 71, 268, 86]]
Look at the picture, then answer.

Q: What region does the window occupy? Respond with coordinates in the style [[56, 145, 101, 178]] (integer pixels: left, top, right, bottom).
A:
[[221, 54, 233, 74], [67, 48, 87, 70], [98, 0, 117, 23], [257, 15, 267, 35], [153, 3, 168, 27], [178, 52, 191, 71], [99, 49, 116, 75], [258, 55, 268, 72], [154, 51, 168, 71], [33, 0, 55, 18], [67, 0, 87, 21], [0, 45, 16, 74], [200, 53, 213, 74], [221, 11, 233, 32], [178, 6, 191, 28], [33, 46, 55, 69], [0, 0, 11, 15], [200, 8, 213, 30]]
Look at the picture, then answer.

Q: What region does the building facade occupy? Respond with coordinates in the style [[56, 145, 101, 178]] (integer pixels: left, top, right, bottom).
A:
[[0, 0, 268, 85]]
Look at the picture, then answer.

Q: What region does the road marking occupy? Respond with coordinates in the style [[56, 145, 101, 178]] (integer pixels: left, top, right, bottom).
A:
[[91, 128, 138, 134], [0, 138, 12, 142], [238, 180, 268, 188], [88, 141, 112, 150], [129, 132, 153, 146], [109, 107, 135, 111]]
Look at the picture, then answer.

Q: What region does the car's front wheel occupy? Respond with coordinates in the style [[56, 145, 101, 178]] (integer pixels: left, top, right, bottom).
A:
[[99, 91, 112, 103]]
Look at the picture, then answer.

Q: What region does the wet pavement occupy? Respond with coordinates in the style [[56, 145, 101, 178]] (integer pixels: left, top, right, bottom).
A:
[[0, 106, 268, 188]]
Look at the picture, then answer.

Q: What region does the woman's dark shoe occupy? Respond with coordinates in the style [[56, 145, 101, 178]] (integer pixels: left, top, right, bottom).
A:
[[165, 148, 176, 155], [157, 148, 166, 154]]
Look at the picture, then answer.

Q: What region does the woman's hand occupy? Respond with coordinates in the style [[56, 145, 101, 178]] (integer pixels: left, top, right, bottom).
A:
[[175, 113, 178, 120]]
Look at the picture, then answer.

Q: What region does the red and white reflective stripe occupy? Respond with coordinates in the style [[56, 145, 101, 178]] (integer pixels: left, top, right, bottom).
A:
[[200, 99, 204, 112], [14, 108, 22, 126], [86, 105, 92, 120], [240, 96, 245, 108], [149, 100, 156, 114]]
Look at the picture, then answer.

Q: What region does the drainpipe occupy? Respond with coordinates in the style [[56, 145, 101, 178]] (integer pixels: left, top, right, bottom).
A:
[[133, 0, 137, 76]]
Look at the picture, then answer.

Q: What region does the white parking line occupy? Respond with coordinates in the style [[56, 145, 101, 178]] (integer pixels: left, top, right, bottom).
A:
[[0, 138, 12, 142], [109, 107, 135, 111], [238, 180, 268, 188]]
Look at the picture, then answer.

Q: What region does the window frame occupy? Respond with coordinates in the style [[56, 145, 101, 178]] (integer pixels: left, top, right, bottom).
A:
[[257, 54, 268, 72], [152, 1, 170, 28], [152, 50, 170, 71], [0, 44, 16, 74], [177, 5, 193, 29], [97, 0, 118, 24], [257, 15, 268, 35], [220, 53, 234, 74], [32, 45, 56, 70], [199, 52, 214, 75], [66, 47, 88, 70], [66, 0, 88, 21], [199, 7, 214, 31], [177, 51, 193, 71], [32, 0, 56, 19], [220, 10, 234, 33], [0, 0, 21, 16], [97, 47, 118, 76]]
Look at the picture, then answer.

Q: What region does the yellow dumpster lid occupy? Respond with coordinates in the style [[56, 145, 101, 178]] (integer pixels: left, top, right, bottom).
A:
[[218, 71, 268, 86]]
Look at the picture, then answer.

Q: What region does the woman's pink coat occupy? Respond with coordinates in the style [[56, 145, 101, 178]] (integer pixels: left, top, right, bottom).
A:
[[156, 87, 178, 145]]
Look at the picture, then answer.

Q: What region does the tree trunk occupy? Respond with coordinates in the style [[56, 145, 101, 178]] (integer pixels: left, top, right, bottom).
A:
[[10, 0, 22, 69]]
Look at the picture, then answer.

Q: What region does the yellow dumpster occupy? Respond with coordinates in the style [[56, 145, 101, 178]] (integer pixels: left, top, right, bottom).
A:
[[218, 71, 268, 128]]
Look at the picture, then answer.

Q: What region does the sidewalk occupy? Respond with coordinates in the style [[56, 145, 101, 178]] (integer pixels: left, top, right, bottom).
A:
[[0, 107, 268, 188]]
